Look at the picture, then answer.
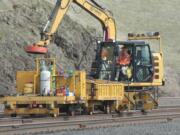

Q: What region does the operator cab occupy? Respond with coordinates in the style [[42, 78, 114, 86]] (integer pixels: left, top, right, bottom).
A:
[[91, 41, 154, 83]]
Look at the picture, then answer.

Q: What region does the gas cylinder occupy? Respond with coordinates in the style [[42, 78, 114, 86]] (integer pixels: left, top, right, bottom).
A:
[[40, 61, 51, 96]]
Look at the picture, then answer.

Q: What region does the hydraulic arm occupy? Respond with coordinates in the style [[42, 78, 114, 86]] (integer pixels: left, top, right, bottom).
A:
[[26, 0, 116, 54]]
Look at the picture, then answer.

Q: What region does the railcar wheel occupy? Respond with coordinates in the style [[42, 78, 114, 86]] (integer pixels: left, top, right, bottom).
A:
[[89, 111, 93, 115], [105, 106, 111, 114], [69, 111, 75, 116], [141, 109, 147, 115], [53, 114, 58, 117], [11, 113, 17, 117]]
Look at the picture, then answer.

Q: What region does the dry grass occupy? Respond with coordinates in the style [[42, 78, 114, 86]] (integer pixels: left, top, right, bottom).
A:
[[66, 0, 180, 95]]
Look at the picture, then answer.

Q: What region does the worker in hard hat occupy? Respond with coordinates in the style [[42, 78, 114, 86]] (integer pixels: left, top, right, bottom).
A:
[[115, 47, 132, 81]]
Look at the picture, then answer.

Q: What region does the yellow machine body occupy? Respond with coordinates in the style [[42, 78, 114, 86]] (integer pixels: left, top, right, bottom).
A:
[[128, 34, 165, 87], [0, 58, 125, 116], [87, 80, 124, 101]]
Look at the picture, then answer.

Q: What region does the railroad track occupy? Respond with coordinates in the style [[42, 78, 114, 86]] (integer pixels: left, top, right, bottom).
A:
[[0, 104, 180, 134], [0, 113, 180, 135], [1, 107, 180, 135], [0, 106, 180, 125]]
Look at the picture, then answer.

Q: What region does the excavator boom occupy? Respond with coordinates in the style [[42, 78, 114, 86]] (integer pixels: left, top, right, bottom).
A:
[[25, 0, 116, 54]]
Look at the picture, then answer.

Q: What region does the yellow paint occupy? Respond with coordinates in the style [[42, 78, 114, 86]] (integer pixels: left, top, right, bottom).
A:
[[152, 53, 164, 85], [0, 96, 76, 104], [128, 34, 164, 86], [16, 71, 36, 94], [1, 56, 162, 115], [87, 80, 124, 101], [4, 108, 59, 116]]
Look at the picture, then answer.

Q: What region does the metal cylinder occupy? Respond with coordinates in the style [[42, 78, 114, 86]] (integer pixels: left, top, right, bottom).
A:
[[40, 61, 51, 96]]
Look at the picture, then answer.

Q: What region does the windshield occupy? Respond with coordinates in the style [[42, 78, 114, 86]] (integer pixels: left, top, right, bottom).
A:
[[136, 45, 151, 65], [100, 44, 115, 62]]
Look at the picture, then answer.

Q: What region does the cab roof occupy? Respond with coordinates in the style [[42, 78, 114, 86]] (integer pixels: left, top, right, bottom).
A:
[[116, 41, 146, 45], [101, 40, 146, 46]]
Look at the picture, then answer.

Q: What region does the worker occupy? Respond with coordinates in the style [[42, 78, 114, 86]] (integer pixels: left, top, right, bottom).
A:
[[117, 47, 131, 65], [115, 47, 132, 81], [99, 48, 110, 80], [101, 48, 108, 61]]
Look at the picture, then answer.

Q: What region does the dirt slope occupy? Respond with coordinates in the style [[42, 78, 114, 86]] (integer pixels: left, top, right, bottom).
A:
[[0, 0, 96, 95]]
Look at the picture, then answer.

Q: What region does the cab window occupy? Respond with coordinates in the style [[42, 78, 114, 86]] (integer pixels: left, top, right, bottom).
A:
[[135, 45, 151, 65], [100, 45, 114, 62]]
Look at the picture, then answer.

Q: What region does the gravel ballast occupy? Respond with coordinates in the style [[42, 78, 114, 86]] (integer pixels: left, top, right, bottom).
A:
[[41, 120, 180, 135]]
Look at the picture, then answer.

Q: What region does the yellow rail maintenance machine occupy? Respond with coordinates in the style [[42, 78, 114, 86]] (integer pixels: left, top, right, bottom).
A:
[[0, 0, 164, 116]]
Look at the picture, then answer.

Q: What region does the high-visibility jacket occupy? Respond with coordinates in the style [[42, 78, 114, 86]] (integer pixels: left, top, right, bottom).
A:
[[117, 51, 131, 65]]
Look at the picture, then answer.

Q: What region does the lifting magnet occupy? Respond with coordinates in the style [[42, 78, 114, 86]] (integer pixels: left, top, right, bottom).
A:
[[25, 44, 48, 54]]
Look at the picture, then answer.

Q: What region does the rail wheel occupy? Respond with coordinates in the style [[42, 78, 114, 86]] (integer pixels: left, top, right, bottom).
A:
[[141, 109, 148, 115], [68, 105, 76, 116], [105, 105, 111, 114], [69, 111, 75, 116], [11, 113, 17, 117], [53, 113, 58, 118], [89, 111, 93, 115]]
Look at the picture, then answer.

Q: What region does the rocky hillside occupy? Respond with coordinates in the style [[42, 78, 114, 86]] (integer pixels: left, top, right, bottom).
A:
[[0, 0, 179, 96], [0, 0, 96, 95]]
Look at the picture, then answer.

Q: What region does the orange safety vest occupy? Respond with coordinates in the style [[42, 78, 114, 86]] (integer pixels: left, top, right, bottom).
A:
[[117, 50, 131, 65]]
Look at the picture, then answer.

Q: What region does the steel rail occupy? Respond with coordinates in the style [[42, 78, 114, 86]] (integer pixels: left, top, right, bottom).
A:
[[1, 106, 180, 126], [0, 113, 180, 134]]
